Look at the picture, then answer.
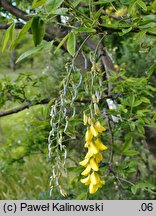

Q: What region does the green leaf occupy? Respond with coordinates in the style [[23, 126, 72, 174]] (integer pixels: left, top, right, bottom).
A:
[[55, 33, 69, 53], [119, 27, 132, 36], [151, 0, 156, 12], [137, 0, 147, 11], [76, 192, 88, 200], [72, 0, 82, 7], [54, 8, 68, 15], [2, 22, 15, 53], [46, 0, 64, 11], [73, 27, 96, 33], [137, 124, 145, 134], [131, 181, 155, 195], [31, 16, 45, 46], [130, 94, 135, 107], [123, 135, 133, 152], [123, 150, 139, 156], [101, 22, 131, 30], [16, 41, 52, 63], [129, 122, 136, 131], [67, 32, 76, 57], [133, 100, 142, 107], [93, 0, 115, 5], [32, 0, 46, 9], [147, 62, 156, 77], [11, 19, 33, 49], [148, 27, 156, 35], [93, 7, 103, 19], [134, 30, 147, 42], [140, 97, 150, 104], [128, 0, 137, 15]]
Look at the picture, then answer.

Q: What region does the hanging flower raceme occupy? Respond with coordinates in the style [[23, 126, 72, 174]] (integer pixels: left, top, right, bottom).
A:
[[79, 114, 108, 194]]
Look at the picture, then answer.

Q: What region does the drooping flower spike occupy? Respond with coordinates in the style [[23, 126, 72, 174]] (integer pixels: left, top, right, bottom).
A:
[[80, 114, 108, 194]]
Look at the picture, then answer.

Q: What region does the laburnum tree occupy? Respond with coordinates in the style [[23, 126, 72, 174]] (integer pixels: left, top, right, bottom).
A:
[[0, 0, 156, 199]]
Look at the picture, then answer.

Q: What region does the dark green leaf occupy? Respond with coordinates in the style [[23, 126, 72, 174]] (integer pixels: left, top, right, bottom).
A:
[[31, 16, 45, 46]]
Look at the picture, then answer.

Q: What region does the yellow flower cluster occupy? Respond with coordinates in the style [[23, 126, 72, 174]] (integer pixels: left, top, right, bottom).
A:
[[79, 114, 108, 194]]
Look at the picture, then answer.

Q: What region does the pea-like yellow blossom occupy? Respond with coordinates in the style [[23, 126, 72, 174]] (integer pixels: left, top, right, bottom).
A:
[[81, 164, 91, 176], [95, 138, 107, 151], [94, 121, 106, 133], [94, 152, 103, 164], [80, 115, 108, 194], [90, 124, 98, 137], [90, 158, 99, 171], [85, 148, 94, 159], [80, 175, 91, 185], [85, 128, 93, 142], [89, 142, 99, 154], [79, 158, 89, 167], [89, 183, 99, 194], [90, 172, 100, 185]]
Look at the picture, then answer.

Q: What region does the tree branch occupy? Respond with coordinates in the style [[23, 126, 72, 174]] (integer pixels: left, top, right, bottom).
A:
[[0, 0, 29, 21], [0, 98, 91, 118], [0, 98, 50, 118], [0, 23, 24, 29]]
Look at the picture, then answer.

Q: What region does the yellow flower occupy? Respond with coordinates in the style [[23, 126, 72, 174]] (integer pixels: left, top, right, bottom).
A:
[[80, 175, 91, 185], [79, 158, 89, 167], [81, 164, 91, 176], [115, 7, 127, 16], [80, 116, 107, 194], [90, 158, 99, 171], [89, 175, 105, 194], [89, 183, 99, 194], [85, 142, 100, 159], [90, 124, 98, 137], [85, 148, 94, 159], [85, 128, 93, 142], [89, 142, 99, 154], [94, 121, 106, 133], [84, 142, 89, 148], [90, 172, 100, 185], [94, 152, 103, 164], [95, 138, 107, 151]]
